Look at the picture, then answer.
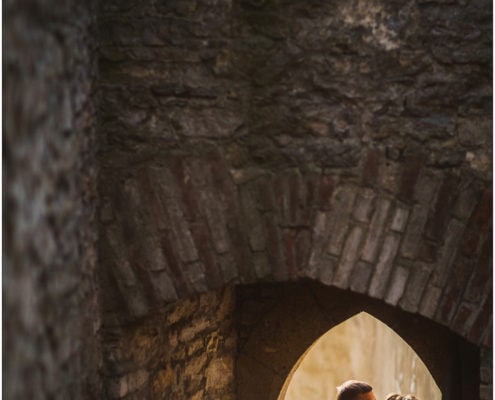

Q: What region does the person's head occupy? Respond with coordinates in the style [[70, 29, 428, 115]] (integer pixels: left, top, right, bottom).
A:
[[385, 394, 419, 400], [336, 380, 376, 400]]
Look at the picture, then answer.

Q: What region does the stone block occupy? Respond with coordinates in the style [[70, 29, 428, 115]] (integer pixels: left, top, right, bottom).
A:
[[399, 264, 431, 313], [217, 252, 239, 284], [389, 207, 409, 232], [173, 107, 243, 138], [398, 155, 422, 203], [378, 161, 401, 194], [368, 234, 401, 298], [240, 183, 267, 252], [307, 211, 330, 279], [384, 266, 409, 306], [422, 291, 446, 321], [361, 198, 392, 263], [400, 205, 428, 259], [452, 175, 485, 220], [265, 215, 287, 281], [461, 189, 492, 256], [362, 148, 382, 187], [451, 302, 477, 337], [432, 219, 466, 286], [352, 188, 376, 223], [183, 261, 207, 293], [150, 270, 178, 303], [464, 233, 491, 303], [326, 186, 357, 256], [413, 170, 442, 205], [467, 290, 492, 344], [164, 197, 199, 263], [349, 261, 373, 294], [333, 226, 364, 289], [425, 173, 459, 242], [318, 174, 335, 210], [317, 256, 338, 286]]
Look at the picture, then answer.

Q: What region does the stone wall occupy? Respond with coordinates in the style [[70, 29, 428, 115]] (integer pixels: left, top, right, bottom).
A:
[[101, 287, 236, 400], [3, 1, 100, 398], [97, 0, 492, 347]]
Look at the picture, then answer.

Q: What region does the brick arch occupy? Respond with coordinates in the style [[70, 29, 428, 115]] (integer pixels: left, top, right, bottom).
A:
[[235, 281, 480, 400], [99, 148, 491, 346]]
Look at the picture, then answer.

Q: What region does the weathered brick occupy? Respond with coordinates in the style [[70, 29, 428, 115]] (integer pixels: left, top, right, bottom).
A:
[[183, 261, 208, 293], [451, 302, 477, 337], [307, 211, 330, 279], [389, 207, 409, 233], [452, 174, 485, 220], [317, 256, 338, 286], [398, 155, 423, 203], [150, 270, 179, 303], [464, 232, 492, 303], [300, 173, 319, 225], [432, 219, 466, 287], [399, 264, 431, 313], [384, 265, 409, 306], [189, 223, 222, 288], [425, 173, 459, 242], [349, 261, 373, 294], [104, 226, 149, 317], [462, 189, 492, 256], [468, 290, 492, 344], [158, 230, 190, 298], [400, 205, 428, 259], [169, 157, 202, 221], [326, 186, 357, 256], [239, 183, 267, 252], [413, 170, 442, 205], [352, 188, 376, 223], [362, 148, 382, 187], [295, 229, 311, 277], [216, 252, 238, 284], [418, 284, 442, 318], [333, 226, 364, 289], [265, 215, 286, 281], [317, 174, 334, 210], [163, 197, 199, 263], [368, 234, 401, 298], [378, 160, 401, 194], [361, 198, 392, 263], [284, 229, 298, 281]]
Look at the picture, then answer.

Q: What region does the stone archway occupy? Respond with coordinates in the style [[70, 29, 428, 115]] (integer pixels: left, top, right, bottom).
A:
[[235, 281, 480, 400]]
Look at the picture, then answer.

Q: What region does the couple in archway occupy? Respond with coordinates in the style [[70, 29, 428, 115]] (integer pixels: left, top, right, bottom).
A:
[[337, 380, 419, 400]]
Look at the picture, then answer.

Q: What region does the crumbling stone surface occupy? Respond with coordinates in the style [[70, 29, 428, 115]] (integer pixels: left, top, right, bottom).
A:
[[97, 0, 492, 350], [3, 1, 101, 398], [102, 287, 236, 400]]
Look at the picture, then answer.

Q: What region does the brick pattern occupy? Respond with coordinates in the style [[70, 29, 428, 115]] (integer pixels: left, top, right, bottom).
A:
[[100, 149, 491, 348]]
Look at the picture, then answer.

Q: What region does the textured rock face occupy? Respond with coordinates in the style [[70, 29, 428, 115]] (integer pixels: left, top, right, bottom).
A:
[[98, 0, 491, 345], [102, 287, 236, 399], [98, 0, 491, 174], [3, 1, 100, 398]]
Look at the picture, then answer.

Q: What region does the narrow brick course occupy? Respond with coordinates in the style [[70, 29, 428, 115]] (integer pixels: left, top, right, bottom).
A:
[[361, 198, 392, 263]]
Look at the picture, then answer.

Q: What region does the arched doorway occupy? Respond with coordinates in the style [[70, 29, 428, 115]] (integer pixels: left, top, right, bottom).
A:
[[279, 312, 441, 400], [236, 280, 480, 400]]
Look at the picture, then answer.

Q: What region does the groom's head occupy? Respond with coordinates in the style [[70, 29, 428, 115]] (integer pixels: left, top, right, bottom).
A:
[[336, 380, 376, 400]]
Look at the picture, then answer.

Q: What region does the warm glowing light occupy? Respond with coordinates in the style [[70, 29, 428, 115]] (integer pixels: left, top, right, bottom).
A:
[[280, 312, 441, 400]]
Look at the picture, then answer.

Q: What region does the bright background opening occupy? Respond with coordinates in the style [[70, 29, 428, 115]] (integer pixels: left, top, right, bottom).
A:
[[280, 312, 441, 400]]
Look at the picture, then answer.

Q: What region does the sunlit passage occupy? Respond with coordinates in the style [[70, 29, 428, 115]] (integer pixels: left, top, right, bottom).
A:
[[279, 312, 441, 400]]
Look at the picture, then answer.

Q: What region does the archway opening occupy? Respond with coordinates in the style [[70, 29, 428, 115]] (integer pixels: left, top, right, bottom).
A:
[[279, 312, 441, 400]]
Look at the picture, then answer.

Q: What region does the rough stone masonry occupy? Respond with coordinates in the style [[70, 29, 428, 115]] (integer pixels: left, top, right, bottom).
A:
[[3, 0, 492, 399]]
